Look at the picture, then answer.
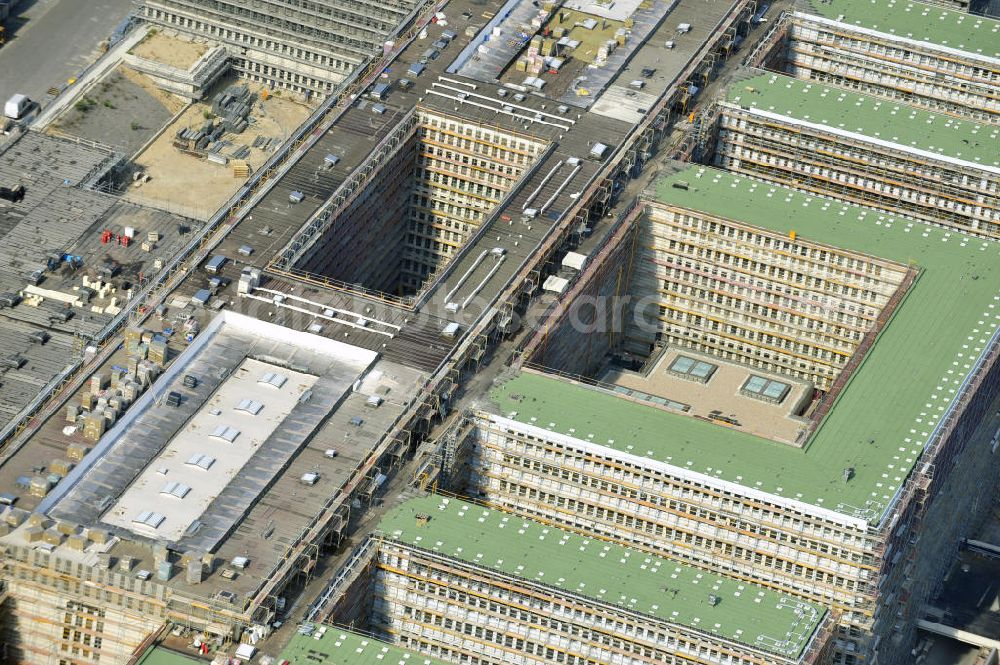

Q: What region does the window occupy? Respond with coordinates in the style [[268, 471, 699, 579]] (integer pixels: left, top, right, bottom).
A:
[[210, 425, 240, 443], [132, 511, 165, 529], [160, 482, 191, 499], [186, 453, 215, 470]]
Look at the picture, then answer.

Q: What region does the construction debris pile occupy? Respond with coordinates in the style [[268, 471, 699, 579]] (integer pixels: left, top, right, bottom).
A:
[[63, 326, 171, 445], [172, 84, 258, 164], [211, 83, 253, 133]]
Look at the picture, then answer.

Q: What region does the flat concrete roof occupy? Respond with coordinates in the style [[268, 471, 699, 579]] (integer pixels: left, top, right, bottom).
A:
[[799, 0, 1000, 60], [565, 0, 646, 21], [0, 130, 199, 432], [44, 311, 378, 549], [379, 495, 826, 659], [600, 347, 813, 445], [490, 164, 1000, 524], [103, 358, 321, 541], [724, 72, 1000, 169], [134, 647, 205, 665]]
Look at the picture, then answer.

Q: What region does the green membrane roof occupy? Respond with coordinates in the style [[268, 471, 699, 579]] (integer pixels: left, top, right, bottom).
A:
[[279, 629, 448, 665], [490, 165, 1000, 523], [380, 495, 825, 659], [801, 0, 1000, 59], [725, 73, 1000, 168]]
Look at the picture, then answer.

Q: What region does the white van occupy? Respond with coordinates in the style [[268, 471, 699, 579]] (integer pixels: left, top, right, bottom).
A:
[[4, 94, 31, 120]]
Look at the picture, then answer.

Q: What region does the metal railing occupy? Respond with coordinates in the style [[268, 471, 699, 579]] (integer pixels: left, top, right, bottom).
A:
[[305, 535, 378, 622], [269, 109, 420, 273]]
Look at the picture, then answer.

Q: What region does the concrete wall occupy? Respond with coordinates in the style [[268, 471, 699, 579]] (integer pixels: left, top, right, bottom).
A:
[[528, 225, 640, 378], [298, 136, 417, 293]]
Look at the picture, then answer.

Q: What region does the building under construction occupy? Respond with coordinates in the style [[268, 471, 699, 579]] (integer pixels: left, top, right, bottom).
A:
[[773, 0, 1000, 124], [710, 72, 999, 239], [271, 108, 550, 299], [739, 0, 1000, 124], [317, 495, 836, 664], [0, 310, 427, 663], [0, 0, 766, 660], [419, 164, 1000, 664], [139, 0, 426, 96]]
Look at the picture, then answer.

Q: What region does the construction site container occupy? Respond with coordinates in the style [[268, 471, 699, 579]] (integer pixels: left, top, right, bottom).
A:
[[205, 255, 228, 274], [192, 289, 211, 306]]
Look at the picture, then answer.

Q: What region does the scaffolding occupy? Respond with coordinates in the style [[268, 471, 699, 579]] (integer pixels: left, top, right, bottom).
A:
[[468, 416, 879, 617], [626, 204, 911, 392], [714, 105, 1000, 240], [268, 109, 547, 301], [784, 16, 999, 124], [140, 0, 425, 96], [373, 537, 824, 665]]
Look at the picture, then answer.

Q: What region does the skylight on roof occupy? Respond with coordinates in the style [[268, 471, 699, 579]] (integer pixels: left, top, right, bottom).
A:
[[258, 372, 288, 388], [160, 481, 191, 499], [667, 355, 717, 383], [741, 375, 790, 404], [186, 453, 215, 470], [133, 511, 165, 529], [235, 398, 264, 415], [210, 425, 241, 442]]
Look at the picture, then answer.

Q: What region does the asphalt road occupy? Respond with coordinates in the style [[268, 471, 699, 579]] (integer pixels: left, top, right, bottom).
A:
[[0, 0, 135, 106]]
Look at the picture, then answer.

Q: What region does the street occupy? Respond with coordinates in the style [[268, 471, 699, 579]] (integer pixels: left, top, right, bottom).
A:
[[0, 0, 134, 105]]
